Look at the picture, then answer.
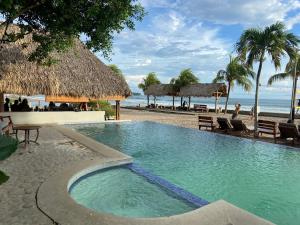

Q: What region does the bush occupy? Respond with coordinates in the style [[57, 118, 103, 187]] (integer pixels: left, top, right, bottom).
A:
[[0, 135, 18, 185], [88, 100, 115, 117], [0, 135, 18, 160], [0, 171, 9, 185]]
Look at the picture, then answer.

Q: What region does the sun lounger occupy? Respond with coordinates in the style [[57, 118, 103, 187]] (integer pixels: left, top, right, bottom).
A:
[[230, 119, 253, 135], [217, 117, 232, 132], [194, 104, 209, 113], [258, 119, 278, 141], [198, 116, 215, 131], [278, 123, 300, 145]]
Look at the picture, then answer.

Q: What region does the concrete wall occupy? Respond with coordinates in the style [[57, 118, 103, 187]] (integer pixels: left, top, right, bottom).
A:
[[1, 111, 105, 125]]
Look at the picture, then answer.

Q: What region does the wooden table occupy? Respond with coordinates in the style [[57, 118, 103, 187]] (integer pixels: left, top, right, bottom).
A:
[[13, 125, 41, 148]]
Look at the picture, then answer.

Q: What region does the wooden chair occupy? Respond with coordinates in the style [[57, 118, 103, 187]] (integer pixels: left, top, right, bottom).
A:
[[278, 123, 300, 145], [194, 104, 209, 113], [217, 117, 232, 133], [258, 120, 278, 141], [230, 119, 253, 135], [198, 116, 215, 131], [0, 116, 13, 135]]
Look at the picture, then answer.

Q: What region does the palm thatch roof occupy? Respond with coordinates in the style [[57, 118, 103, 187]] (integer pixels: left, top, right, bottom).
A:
[[144, 84, 176, 96], [0, 25, 131, 100], [179, 83, 227, 97]]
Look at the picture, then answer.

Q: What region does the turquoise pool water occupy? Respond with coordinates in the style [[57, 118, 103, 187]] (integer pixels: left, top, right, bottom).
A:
[[69, 167, 196, 217], [71, 122, 300, 225]]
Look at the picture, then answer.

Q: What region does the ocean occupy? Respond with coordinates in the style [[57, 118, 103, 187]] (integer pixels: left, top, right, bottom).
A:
[[122, 95, 292, 114]]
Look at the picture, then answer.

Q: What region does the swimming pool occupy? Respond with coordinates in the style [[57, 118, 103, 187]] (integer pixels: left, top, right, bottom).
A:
[[69, 166, 197, 217], [71, 121, 300, 225]]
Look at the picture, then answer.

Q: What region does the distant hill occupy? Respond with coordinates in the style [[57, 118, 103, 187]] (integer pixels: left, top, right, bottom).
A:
[[132, 92, 142, 96]]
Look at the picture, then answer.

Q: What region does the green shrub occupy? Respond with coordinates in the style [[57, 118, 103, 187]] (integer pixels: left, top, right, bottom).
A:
[[0, 135, 18, 185], [88, 100, 115, 117], [0, 135, 18, 160], [0, 171, 9, 185]]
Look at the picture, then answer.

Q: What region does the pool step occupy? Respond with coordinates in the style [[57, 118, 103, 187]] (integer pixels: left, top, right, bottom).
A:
[[127, 163, 209, 208]]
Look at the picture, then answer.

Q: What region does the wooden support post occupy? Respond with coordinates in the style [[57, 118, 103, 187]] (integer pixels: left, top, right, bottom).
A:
[[215, 95, 218, 113], [147, 95, 150, 106], [115, 100, 120, 120], [154, 96, 156, 107], [0, 93, 4, 112], [188, 96, 191, 110], [172, 96, 175, 110]]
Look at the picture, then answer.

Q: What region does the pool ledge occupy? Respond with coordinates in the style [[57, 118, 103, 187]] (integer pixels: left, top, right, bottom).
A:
[[38, 157, 275, 225]]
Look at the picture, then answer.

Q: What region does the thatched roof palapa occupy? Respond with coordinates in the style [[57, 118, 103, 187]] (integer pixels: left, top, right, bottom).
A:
[[0, 25, 131, 101], [179, 83, 227, 97], [144, 84, 176, 96]]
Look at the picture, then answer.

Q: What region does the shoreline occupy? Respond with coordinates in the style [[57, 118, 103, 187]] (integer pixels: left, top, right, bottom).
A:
[[121, 106, 298, 119]]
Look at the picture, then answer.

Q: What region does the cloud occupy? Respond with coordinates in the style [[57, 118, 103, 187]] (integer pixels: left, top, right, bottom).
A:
[[97, 0, 299, 95], [175, 0, 300, 28], [101, 14, 230, 90], [134, 58, 152, 67]]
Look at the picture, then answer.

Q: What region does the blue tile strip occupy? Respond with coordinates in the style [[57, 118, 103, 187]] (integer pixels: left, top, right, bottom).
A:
[[127, 163, 209, 208]]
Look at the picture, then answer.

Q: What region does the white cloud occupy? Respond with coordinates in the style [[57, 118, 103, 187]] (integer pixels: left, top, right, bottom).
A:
[[134, 58, 152, 67], [175, 0, 300, 28], [101, 16, 230, 90], [286, 13, 300, 29]]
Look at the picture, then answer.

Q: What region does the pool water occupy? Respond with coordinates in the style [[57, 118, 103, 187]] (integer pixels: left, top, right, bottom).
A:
[[69, 167, 196, 217], [71, 122, 300, 225]]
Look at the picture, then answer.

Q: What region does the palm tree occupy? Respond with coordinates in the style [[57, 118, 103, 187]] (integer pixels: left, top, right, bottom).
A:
[[109, 64, 123, 77], [236, 22, 299, 135], [170, 68, 199, 107], [138, 72, 161, 106], [213, 56, 255, 114], [268, 53, 300, 120]]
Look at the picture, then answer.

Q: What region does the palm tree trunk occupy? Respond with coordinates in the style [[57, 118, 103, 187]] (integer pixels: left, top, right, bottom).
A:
[[254, 56, 264, 137], [289, 58, 298, 123], [224, 83, 231, 114]]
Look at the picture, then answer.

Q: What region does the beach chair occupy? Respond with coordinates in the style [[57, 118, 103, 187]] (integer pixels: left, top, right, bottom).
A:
[[258, 119, 278, 141], [278, 123, 300, 145], [230, 119, 253, 135], [198, 116, 215, 131], [194, 104, 209, 113], [217, 117, 232, 132]]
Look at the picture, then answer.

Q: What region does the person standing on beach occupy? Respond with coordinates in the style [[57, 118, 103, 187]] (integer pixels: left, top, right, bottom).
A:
[[250, 106, 254, 120], [232, 103, 241, 119]]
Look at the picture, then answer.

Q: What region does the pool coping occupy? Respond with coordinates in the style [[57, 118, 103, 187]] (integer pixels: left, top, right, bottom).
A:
[[37, 125, 275, 225]]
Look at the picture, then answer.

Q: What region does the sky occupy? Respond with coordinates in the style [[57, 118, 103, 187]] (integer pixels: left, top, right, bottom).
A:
[[98, 0, 300, 99]]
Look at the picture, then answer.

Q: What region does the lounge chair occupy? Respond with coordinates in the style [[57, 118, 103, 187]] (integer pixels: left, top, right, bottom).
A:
[[230, 119, 253, 135], [258, 119, 278, 141], [194, 104, 209, 113], [0, 116, 13, 135], [217, 117, 232, 132], [198, 116, 215, 131], [278, 123, 300, 145]]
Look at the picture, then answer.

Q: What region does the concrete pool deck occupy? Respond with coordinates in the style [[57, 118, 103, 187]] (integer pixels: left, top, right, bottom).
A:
[[1, 124, 275, 225]]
